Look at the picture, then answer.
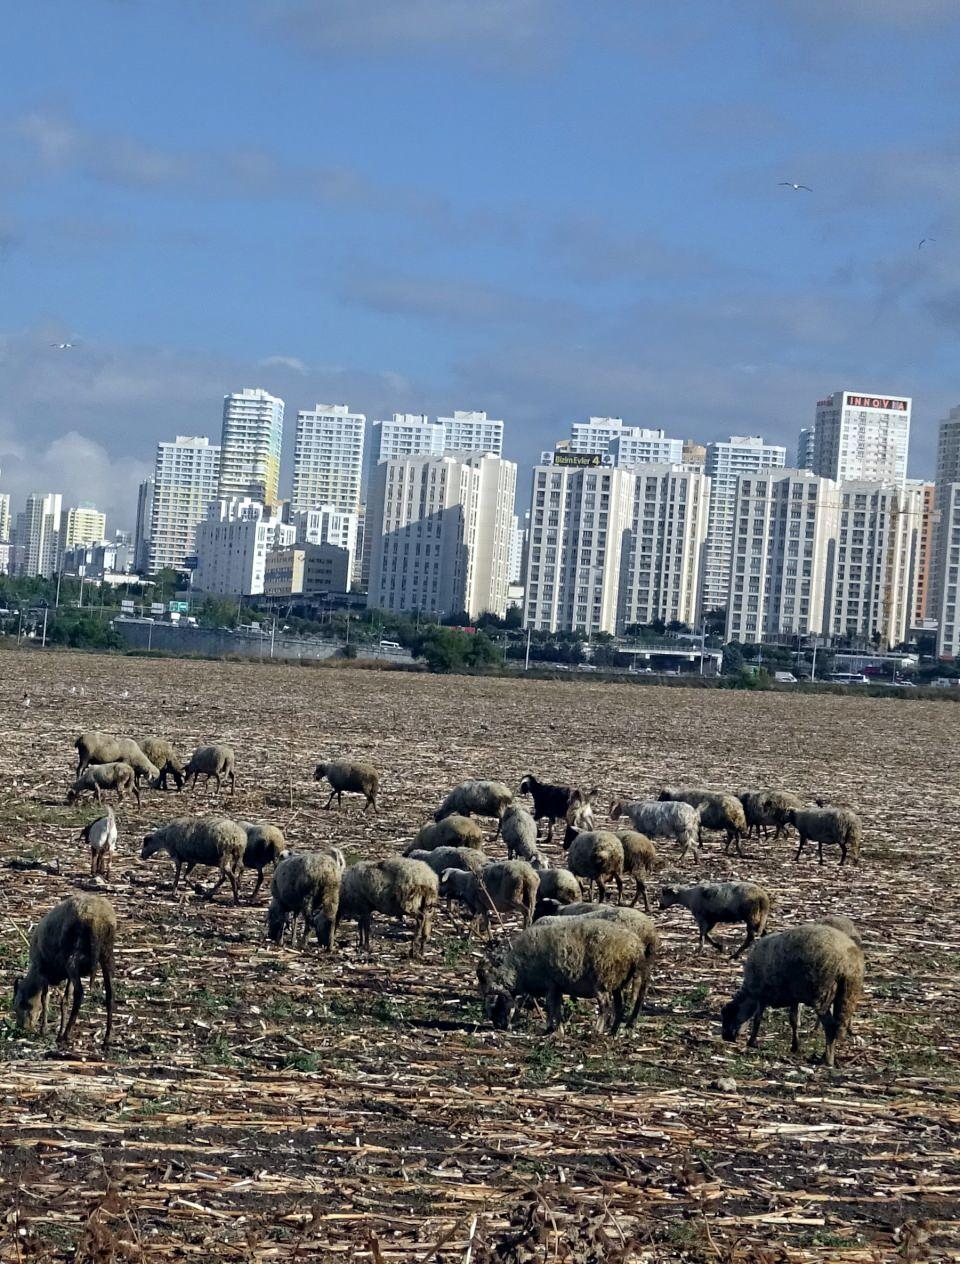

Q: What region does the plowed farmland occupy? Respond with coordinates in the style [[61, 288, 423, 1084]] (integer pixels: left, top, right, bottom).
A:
[[0, 648, 957, 1262]]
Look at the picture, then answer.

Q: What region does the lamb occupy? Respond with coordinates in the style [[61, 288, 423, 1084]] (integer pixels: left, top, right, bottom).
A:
[[659, 881, 771, 958], [500, 804, 548, 865], [333, 857, 438, 957], [533, 866, 581, 909], [140, 737, 186, 791], [658, 787, 748, 856], [439, 860, 539, 935], [609, 798, 700, 861], [242, 822, 288, 899], [140, 815, 246, 903], [738, 790, 804, 840], [435, 780, 513, 832], [721, 924, 864, 1066], [564, 830, 624, 903], [267, 851, 343, 948], [67, 762, 140, 810], [184, 744, 236, 795], [313, 760, 379, 812], [518, 775, 581, 842], [786, 806, 862, 867], [476, 918, 655, 1034], [614, 829, 657, 912], [406, 815, 485, 852], [74, 732, 160, 786], [12, 895, 116, 1050], [81, 807, 118, 880]]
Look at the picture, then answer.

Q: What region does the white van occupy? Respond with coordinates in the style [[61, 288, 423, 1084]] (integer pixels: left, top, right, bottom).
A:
[[774, 671, 797, 684], [379, 639, 402, 651]]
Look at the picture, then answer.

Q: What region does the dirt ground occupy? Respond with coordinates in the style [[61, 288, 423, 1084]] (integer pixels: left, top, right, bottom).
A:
[[0, 648, 957, 1263]]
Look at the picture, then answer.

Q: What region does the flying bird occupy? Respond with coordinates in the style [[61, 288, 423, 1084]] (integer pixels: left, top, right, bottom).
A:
[[50, 341, 76, 349], [919, 237, 936, 249], [779, 181, 812, 192]]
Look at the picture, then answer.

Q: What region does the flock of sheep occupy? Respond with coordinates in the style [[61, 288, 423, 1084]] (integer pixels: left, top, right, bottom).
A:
[[10, 733, 866, 1071]]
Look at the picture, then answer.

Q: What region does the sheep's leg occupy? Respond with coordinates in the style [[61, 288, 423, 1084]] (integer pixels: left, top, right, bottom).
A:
[[172, 860, 183, 894], [90, 850, 97, 879], [213, 772, 222, 794], [609, 988, 625, 1035], [251, 869, 265, 901], [838, 842, 847, 868], [626, 974, 649, 1028], [229, 869, 240, 905], [788, 1005, 801, 1053], [493, 814, 503, 840], [596, 877, 607, 904], [207, 871, 228, 902], [104, 853, 111, 881], [746, 1006, 765, 1048], [58, 983, 71, 1038], [544, 818, 554, 844], [228, 770, 235, 795], [639, 880, 650, 914], [613, 873, 623, 905], [732, 927, 754, 960], [324, 789, 337, 810], [94, 785, 103, 804], [794, 834, 807, 862], [696, 924, 706, 954], [705, 928, 725, 954], [133, 783, 141, 811], [817, 1009, 839, 1067], [59, 969, 84, 1046], [39, 986, 49, 1035], [817, 838, 825, 865], [102, 959, 114, 1051], [544, 986, 564, 1033]]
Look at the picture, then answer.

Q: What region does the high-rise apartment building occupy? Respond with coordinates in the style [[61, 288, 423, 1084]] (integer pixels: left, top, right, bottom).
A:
[[193, 498, 295, 597], [524, 460, 635, 636], [796, 427, 815, 469], [438, 410, 504, 456], [910, 481, 935, 624], [827, 481, 923, 649], [931, 406, 960, 621], [681, 441, 706, 467], [218, 388, 284, 504], [134, 478, 154, 573], [936, 483, 960, 658], [726, 470, 839, 644], [619, 465, 710, 630], [292, 505, 358, 589], [812, 391, 911, 485], [148, 436, 221, 573], [291, 405, 365, 515], [371, 410, 504, 462], [569, 417, 683, 466], [367, 454, 517, 619], [15, 493, 63, 578], [0, 493, 10, 542], [702, 436, 787, 614], [63, 504, 107, 551]]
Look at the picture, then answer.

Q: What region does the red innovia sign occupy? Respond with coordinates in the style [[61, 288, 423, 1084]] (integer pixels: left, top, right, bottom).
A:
[[845, 394, 909, 411]]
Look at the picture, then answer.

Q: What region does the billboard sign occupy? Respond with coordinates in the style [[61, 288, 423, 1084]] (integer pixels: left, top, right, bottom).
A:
[[168, 600, 189, 613], [552, 452, 604, 468], [845, 394, 909, 411]]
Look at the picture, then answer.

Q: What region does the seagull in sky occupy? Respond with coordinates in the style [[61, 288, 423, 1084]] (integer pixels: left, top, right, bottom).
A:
[[51, 341, 76, 349], [779, 181, 812, 192], [918, 237, 936, 249]]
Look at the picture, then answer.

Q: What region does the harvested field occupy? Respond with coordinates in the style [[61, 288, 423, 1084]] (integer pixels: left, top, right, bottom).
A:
[[0, 647, 958, 1263]]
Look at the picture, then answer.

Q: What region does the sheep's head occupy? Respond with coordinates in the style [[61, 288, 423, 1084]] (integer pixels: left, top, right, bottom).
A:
[[313, 763, 328, 782], [533, 898, 561, 922], [783, 808, 799, 826], [265, 903, 287, 944], [608, 799, 624, 822], [438, 868, 468, 898], [518, 776, 533, 796], [12, 976, 42, 1032], [140, 833, 163, 860], [65, 787, 79, 806], [476, 959, 516, 1030], [658, 883, 682, 910], [720, 997, 747, 1043]]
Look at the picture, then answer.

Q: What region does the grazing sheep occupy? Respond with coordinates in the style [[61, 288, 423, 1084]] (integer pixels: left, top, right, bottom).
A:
[[806, 913, 862, 948], [184, 744, 236, 795], [659, 787, 748, 856], [439, 861, 539, 935], [74, 732, 159, 786], [501, 804, 548, 865], [405, 846, 487, 878], [67, 762, 140, 810], [534, 867, 581, 909], [721, 924, 864, 1066], [609, 798, 700, 861], [267, 851, 342, 948], [738, 790, 804, 840], [518, 775, 581, 842], [12, 895, 116, 1050], [562, 790, 597, 845], [140, 737, 186, 791], [406, 815, 485, 853], [435, 780, 513, 832], [564, 830, 624, 904], [140, 815, 246, 903], [614, 829, 657, 912], [242, 822, 288, 900], [313, 760, 379, 812], [334, 857, 438, 957], [476, 918, 655, 1034], [659, 881, 771, 958], [786, 807, 862, 867], [81, 808, 117, 880]]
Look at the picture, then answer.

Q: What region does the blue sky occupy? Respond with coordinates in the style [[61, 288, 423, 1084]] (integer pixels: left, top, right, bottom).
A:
[[2, 0, 960, 526]]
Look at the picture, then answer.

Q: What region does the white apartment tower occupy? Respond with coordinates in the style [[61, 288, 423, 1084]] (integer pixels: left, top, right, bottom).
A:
[[524, 461, 635, 636], [569, 417, 683, 466], [619, 465, 710, 630], [148, 436, 221, 573], [0, 493, 10, 542], [291, 404, 366, 515], [366, 454, 517, 619], [218, 388, 284, 505], [15, 493, 62, 578], [702, 436, 787, 614], [936, 483, 960, 658], [193, 498, 296, 597], [812, 391, 911, 485], [63, 504, 107, 550], [438, 410, 504, 456], [828, 482, 924, 649], [931, 406, 960, 622], [371, 411, 504, 462], [726, 470, 840, 644]]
